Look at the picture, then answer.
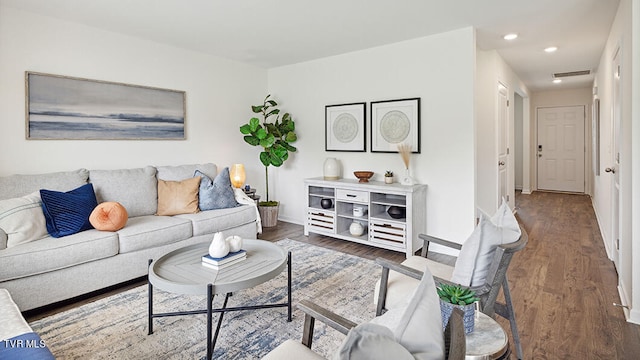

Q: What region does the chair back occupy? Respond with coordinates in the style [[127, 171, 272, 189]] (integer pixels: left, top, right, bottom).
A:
[[477, 224, 528, 317]]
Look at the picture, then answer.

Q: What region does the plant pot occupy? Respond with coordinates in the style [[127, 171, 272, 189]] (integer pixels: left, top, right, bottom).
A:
[[440, 300, 476, 334], [384, 176, 393, 184], [387, 205, 406, 219], [258, 203, 279, 228]]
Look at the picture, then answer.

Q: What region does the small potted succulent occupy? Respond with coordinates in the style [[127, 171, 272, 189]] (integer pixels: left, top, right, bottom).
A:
[[384, 170, 394, 184], [437, 283, 479, 334]]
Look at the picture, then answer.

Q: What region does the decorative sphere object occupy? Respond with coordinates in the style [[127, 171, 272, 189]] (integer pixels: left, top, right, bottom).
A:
[[349, 221, 365, 236], [387, 206, 406, 219], [353, 171, 374, 183], [209, 232, 230, 258], [320, 198, 333, 209], [226, 235, 243, 253]]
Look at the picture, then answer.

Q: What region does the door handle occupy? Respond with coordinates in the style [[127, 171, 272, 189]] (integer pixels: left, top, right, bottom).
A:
[[498, 161, 505, 166], [605, 167, 616, 174]]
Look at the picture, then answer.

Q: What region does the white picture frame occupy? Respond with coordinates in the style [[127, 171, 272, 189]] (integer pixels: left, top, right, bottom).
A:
[[371, 98, 420, 153], [325, 102, 366, 152]]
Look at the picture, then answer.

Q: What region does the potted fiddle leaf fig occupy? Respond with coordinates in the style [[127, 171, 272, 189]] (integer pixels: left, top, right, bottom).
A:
[[239, 94, 297, 227], [437, 283, 479, 334]]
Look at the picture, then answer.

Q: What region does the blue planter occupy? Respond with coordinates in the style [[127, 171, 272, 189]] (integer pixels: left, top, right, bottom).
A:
[[440, 300, 476, 334]]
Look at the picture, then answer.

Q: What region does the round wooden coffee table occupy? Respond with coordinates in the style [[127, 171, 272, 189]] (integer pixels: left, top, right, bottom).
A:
[[147, 239, 291, 359]]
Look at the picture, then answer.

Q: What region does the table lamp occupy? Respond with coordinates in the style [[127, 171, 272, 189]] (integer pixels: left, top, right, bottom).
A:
[[230, 164, 246, 188]]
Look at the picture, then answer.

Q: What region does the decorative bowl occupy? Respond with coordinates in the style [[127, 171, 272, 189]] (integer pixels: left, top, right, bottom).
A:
[[353, 171, 374, 182]]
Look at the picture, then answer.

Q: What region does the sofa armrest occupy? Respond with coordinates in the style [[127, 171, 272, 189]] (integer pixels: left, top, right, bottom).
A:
[[297, 299, 357, 348], [0, 228, 7, 250]]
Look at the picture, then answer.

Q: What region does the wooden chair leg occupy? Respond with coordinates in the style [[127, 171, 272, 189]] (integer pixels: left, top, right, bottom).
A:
[[301, 313, 315, 348], [376, 266, 390, 316], [502, 275, 523, 359]]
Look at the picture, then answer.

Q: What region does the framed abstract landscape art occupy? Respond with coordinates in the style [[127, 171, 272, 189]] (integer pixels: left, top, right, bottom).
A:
[[25, 72, 186, 140]]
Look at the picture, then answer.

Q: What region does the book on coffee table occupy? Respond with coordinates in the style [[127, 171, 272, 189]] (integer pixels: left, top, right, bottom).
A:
[[202, 250, 246, 266], [201, 255, 247, 270]]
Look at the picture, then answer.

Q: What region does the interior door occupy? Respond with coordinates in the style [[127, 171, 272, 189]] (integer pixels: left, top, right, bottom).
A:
[[608, 47, 622, 269], [536, 106, 585, 192], [497, 83, 509, 205]]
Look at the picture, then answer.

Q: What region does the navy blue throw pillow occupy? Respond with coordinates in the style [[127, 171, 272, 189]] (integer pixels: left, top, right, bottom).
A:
[[195, 168, 239, 211], [40, 183, 98, 238]]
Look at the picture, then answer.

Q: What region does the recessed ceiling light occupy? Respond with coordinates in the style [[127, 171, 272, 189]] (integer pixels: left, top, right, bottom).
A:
[[553, 79, 562, 84], [503, 33, 518, 40], [545, 46, 558, 53]]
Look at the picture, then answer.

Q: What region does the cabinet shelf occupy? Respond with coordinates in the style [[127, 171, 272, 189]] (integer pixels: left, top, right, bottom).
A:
[[304, 178, 427, 258]]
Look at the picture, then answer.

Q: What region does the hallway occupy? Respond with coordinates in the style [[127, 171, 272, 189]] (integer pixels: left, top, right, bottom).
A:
[[511, 191, 640, 358]]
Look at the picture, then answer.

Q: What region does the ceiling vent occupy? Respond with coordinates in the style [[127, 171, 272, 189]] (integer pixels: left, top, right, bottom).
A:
[[553, 70, 591, 78]]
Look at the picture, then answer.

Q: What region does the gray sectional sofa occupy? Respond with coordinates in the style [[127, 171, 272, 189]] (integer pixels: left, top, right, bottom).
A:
[[0, 163, 258, 311]]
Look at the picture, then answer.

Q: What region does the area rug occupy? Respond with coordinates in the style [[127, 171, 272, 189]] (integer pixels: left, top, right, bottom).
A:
[[30, 239, 381, 359]]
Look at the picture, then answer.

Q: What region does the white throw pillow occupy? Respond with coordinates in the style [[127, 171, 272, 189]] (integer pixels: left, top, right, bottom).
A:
[[450, 199, 521, 287], [333, 322, 414, 360], [369, 268, 445, 360], [0, 191, 48, 248]]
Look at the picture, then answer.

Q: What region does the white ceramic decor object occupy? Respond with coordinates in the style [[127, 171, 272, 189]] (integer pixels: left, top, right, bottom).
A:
[[323, 158, 340, 180], [226, 235, 243, 253], [209, 232, 230, 258], [349, 221, 365, 236]]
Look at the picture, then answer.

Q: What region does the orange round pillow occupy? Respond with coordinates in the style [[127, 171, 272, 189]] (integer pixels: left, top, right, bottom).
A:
[[89, 202, 128, 231]]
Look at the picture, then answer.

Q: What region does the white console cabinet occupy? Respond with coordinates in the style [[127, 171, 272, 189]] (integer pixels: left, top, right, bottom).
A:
[[304, 177, 427, 258]]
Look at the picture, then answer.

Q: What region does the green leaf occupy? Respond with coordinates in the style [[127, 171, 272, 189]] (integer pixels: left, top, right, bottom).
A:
[[270, 153, 283, 166], [267, 100, 277, 107], [251, 105, 263, 114], [285, 131, 297, 142], [266, 109, 280, 118], [239, 124, 252, 135], [281, 113, 291, 122], [256, 127, 267, 140], [281, 142, 297, 152], [243, 135, 260, 146], [259, 152, 271, 167], [260, 134, 275, 148], [273, 144, 287, 158], [265, 123, 281, 138], [249, 117, 260, 131]]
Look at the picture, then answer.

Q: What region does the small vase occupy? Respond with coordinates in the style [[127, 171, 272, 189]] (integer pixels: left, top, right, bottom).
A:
[[320, 198, 333, 209], [323, 158, 340, 180], [400, 168, 415, 185], [209, 232, 230, 258], [349, 221, 365, 236]]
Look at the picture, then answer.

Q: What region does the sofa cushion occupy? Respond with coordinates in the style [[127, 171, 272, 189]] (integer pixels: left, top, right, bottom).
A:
[[196, 168, 239, 211], [157, 177, 201, 216], [89, 166, 157, 217], [0, 192, 48, 248], [335, 323, 414, 360], [116, 215, 192, 254], [156, 163, 217, 181], [175, 205, 256, 236], [0, 230, 118, 282], [40, 183, 98, 238], [90, 202, 128, 231], [0, 168, 89, 201]]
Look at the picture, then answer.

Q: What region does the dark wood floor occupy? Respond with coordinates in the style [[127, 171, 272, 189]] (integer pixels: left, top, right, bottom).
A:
[[26, 191, 640, 358]]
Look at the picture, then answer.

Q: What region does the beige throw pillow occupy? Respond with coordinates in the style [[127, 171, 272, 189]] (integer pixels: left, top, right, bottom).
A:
[[0, 191, 49, 248], [156, 177, 201, 216]]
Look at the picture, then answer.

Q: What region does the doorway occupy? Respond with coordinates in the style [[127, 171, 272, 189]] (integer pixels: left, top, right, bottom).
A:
[[536, 106, 585, 193]]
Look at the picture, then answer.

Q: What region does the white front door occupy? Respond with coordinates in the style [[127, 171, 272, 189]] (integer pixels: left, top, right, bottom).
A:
[[536, 106, 585, 193], [497, 83, 509, 205]]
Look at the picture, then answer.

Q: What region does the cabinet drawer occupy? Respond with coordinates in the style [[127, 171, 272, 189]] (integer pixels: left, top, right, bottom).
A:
[[369, 221, 406, 249], [336, 189, 369, 203], [307, 210, 335, 233]]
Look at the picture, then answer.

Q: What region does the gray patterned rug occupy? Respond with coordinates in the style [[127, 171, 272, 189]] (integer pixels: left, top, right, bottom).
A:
[[30, 239, 381, 359]]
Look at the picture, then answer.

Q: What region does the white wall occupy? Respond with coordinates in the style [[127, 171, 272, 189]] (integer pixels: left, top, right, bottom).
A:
[[475, 50, 530, 215], [592, 0, 637, 323], [631, 0, 640, 325], [514, 93, 524, 190], [267, 28, 477, 243], [0, 6, 267, 177]]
